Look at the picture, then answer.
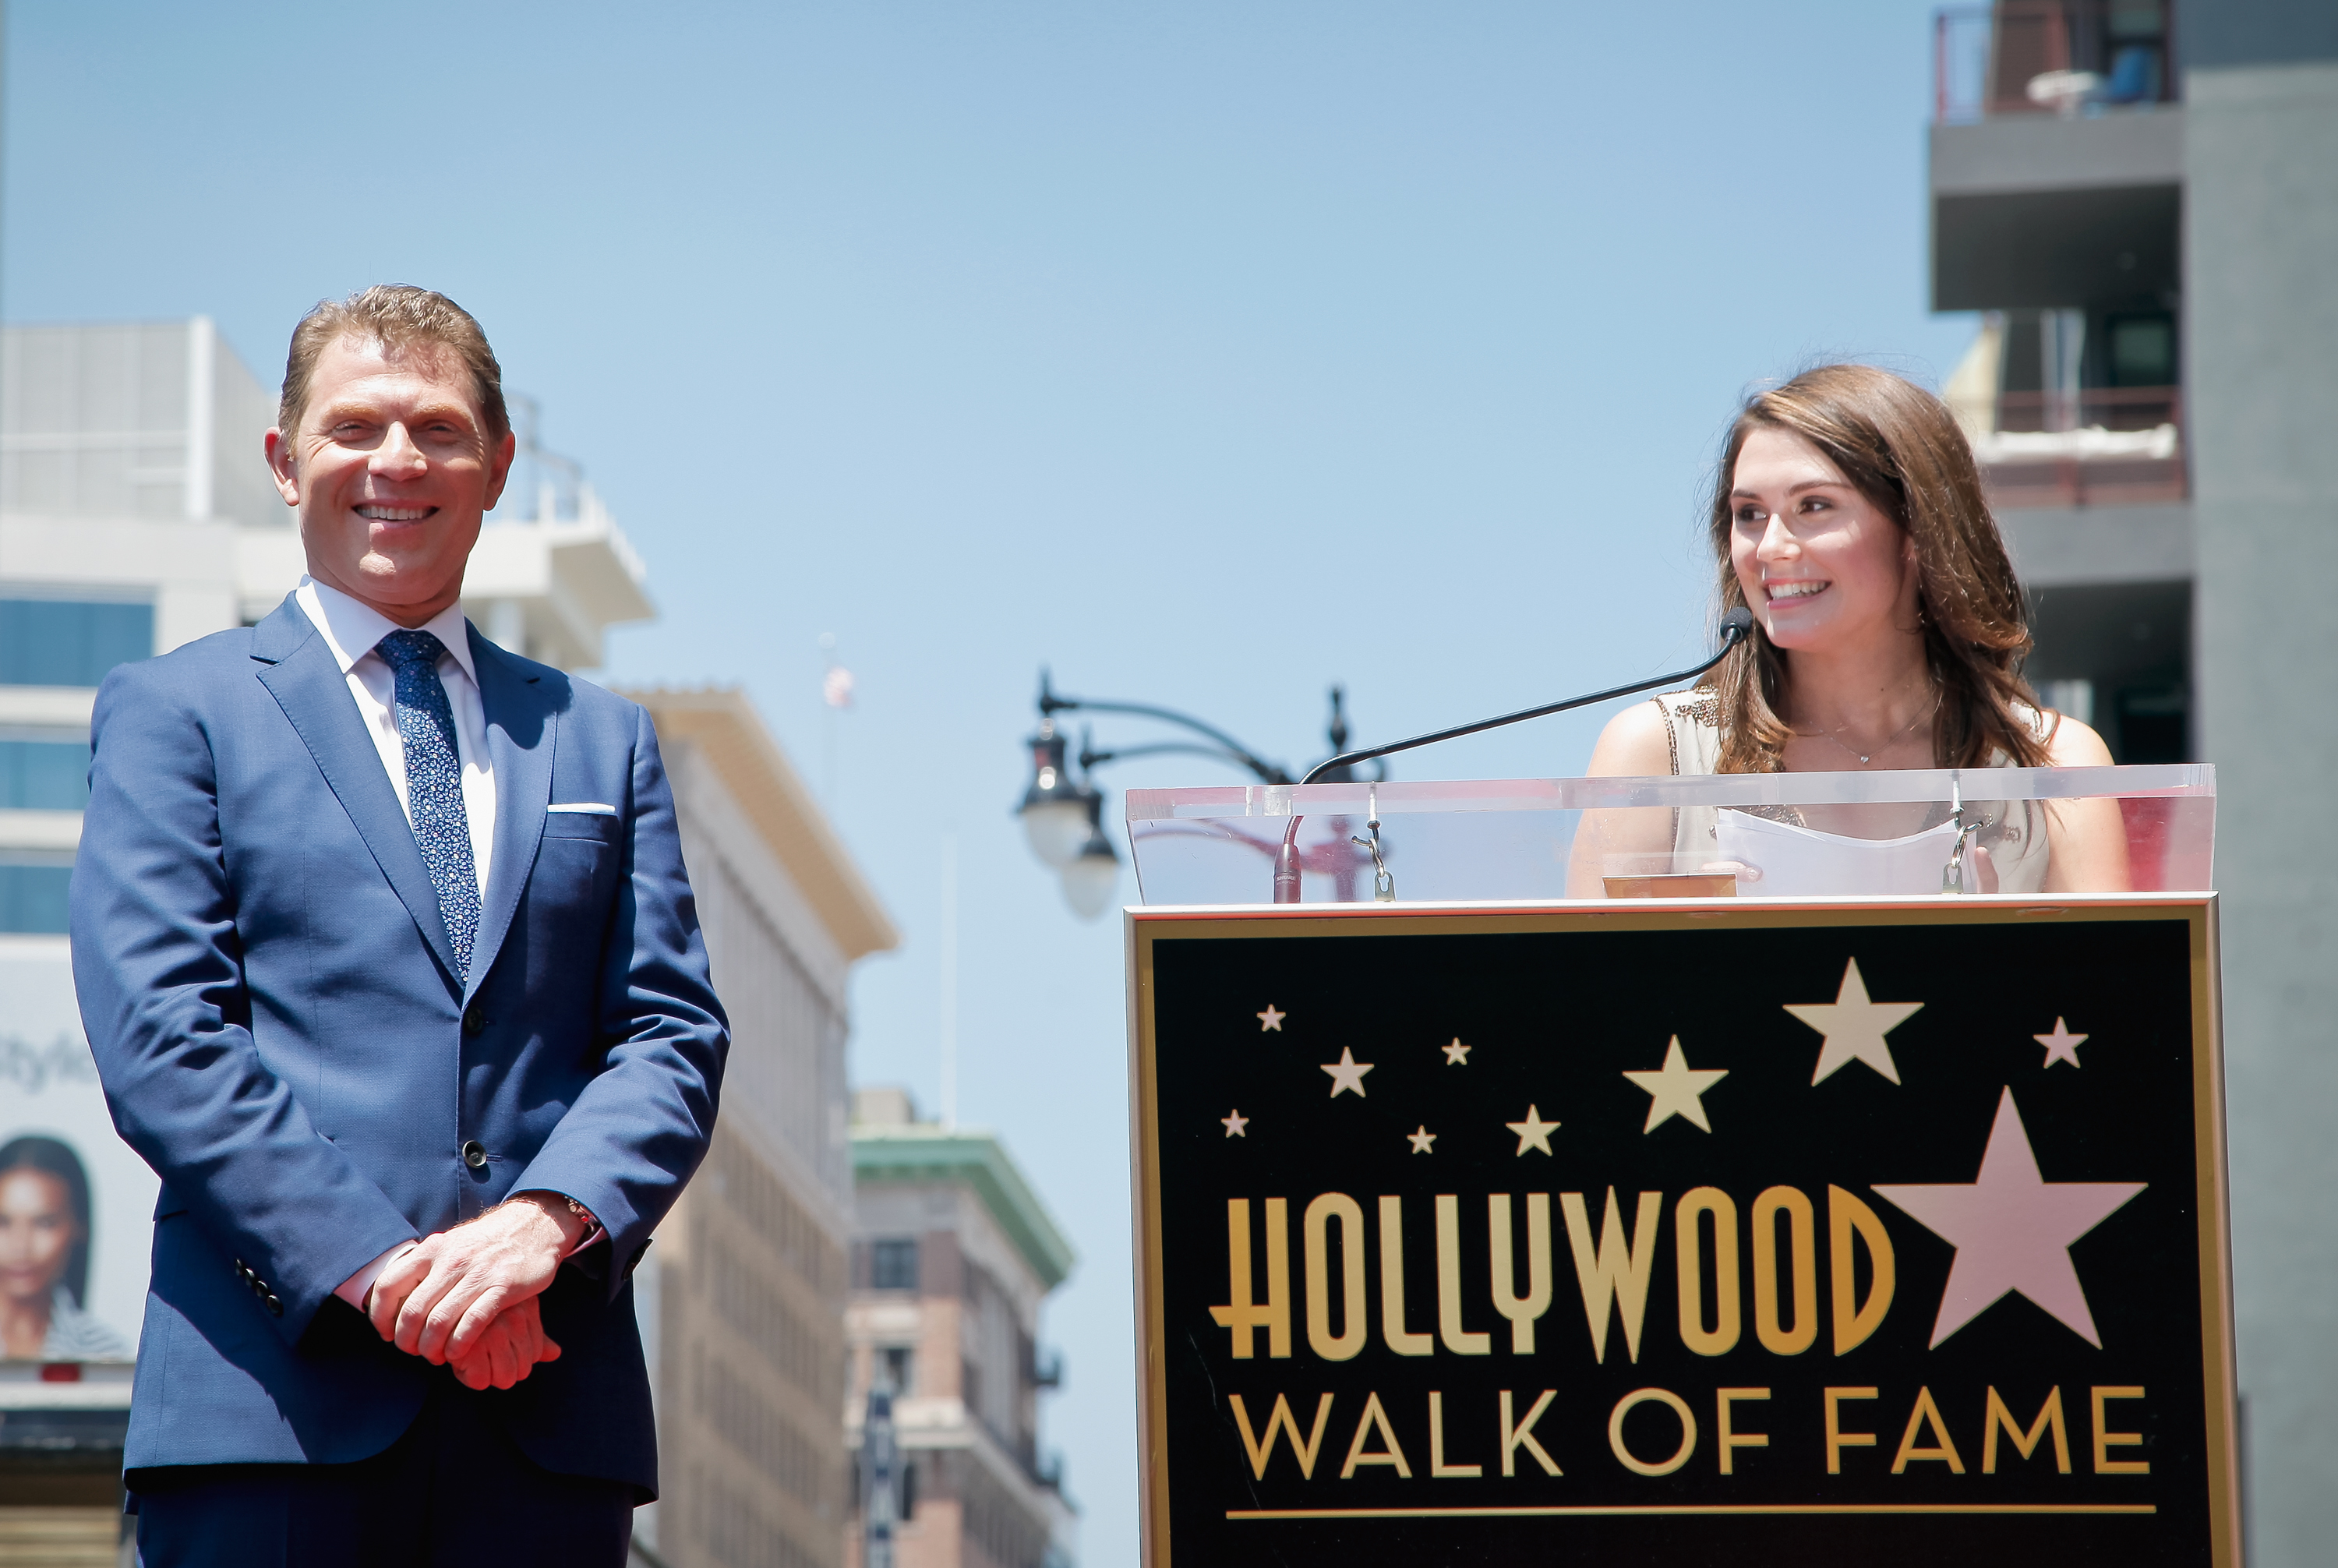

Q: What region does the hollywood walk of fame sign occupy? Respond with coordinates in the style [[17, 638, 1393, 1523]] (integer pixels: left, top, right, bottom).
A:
[[1126, 898, 2237, 1568]]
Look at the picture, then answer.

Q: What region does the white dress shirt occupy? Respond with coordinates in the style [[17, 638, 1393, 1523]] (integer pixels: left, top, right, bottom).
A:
[[295, 577, 496, 895]]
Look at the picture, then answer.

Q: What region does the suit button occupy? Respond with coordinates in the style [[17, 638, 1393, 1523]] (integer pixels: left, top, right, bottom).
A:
[[263, 1293, 283, 1317], [461, 1140, 489, 1170], [462, 1005, 486, 1036]]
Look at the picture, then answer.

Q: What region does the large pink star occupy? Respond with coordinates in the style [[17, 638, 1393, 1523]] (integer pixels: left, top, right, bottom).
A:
[[1873, 1088, 2145, 1348]]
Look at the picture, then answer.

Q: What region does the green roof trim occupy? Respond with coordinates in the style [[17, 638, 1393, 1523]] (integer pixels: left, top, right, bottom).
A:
[[851, 1126, 1078, 1289]]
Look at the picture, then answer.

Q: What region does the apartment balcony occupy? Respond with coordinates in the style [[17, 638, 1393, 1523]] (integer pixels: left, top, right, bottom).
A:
[[1930, 3, 2183, 313], [1935, 1, 2177, 125], [1954, 385, 2185, 509]]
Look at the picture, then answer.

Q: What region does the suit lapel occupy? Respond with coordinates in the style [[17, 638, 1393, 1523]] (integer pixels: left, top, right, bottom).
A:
[[466, 629, 555, 1002], [251, 599, 462, 986]]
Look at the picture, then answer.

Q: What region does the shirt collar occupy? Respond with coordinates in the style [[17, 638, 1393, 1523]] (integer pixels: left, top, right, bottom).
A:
[[295, 576, 480, 688]]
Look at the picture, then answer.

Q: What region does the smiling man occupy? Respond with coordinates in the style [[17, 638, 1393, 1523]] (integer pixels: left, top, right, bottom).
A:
[[69, 286, 728, 1566]]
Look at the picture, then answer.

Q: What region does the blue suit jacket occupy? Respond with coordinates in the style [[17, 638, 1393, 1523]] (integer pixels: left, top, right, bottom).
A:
[[69, 595, 728, 1499]]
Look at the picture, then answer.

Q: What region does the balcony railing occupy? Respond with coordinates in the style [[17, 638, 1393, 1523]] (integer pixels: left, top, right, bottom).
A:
[[1935, 1, 2178, 124], [1950, 385, 2185, 508]]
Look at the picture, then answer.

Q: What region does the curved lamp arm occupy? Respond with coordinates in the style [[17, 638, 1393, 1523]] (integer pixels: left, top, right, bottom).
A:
[[1039, 671, 1293, 785], [1079, 740, 1262, 774]]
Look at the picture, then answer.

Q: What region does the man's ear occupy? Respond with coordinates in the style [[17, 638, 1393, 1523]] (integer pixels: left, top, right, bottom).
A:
[[480, 429, 519, 513], [264, 428, 302, 507]]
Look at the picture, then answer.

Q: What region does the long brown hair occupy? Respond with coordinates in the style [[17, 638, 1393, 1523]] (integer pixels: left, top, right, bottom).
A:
[[1701, 364, 2049, 772]]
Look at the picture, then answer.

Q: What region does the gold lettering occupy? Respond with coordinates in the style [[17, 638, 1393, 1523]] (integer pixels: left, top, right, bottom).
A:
[[1303, 1194, 1367, 1361], [1608, 1388, 1697, 1477], [1828, 1187, 1895, 1354], [1716, 1387, 1771, 1474], [1209, 1198, 1291, 1358], [2091, 1386, 2149, 1474], [1675, 1187, 1741, 1356], [1890, 1386, 1966, 1474], [1824, 1386, 1879, 1474], [1429, 1392, 1483, 1478], [1983, 1386, 2070, 1474], [1561, 1188, 1663, 1365], [1378, 1196, 1435, 1356], [1751, 1186, 1818, 1355], [1499, 1390, 1563, 1477], [1435, 1195, 1492, 1355], [1488, 1194, 1552, 1354], [1340, 1390, 1414, 1478], [1229, 1393, 1333, 1480]]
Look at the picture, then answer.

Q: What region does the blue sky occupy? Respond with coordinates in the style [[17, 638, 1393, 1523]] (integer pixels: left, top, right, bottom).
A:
[[7, 4, 1972, 1558]]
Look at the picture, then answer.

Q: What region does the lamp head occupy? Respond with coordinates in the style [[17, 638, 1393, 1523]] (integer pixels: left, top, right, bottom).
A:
[[1018, 721, 1096, 869], [1060, 798, 1121, 920]]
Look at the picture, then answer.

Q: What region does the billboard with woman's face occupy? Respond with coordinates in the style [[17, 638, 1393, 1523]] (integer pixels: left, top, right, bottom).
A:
[[0, 1136, 128, 1360], [1, 934, 152, 1362]]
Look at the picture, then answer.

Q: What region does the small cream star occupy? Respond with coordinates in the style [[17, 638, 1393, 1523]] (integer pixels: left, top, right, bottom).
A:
[[1256, 1005, 1285, 1032], [1621, 1036, 1730, 1133], [1783, 958, 1924, 1086], [2035, 1018, 2089, 1070], [1442, 1037, 1471, 1065], [1221, 1109, 1249, 1137], [1320, 1047, 1374, 1099], [1506, 1104, 1559, 1157], [1407, 1125, 1436, 1154]]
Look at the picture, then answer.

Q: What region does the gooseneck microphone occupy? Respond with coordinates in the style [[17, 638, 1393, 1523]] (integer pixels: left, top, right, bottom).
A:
[[1272, 607, 1756, 902], [1298, 606, 1757, 786]]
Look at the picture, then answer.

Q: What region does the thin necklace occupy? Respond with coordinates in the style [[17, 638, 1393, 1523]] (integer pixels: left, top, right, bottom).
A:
[[1796, 690, 1939, 766]]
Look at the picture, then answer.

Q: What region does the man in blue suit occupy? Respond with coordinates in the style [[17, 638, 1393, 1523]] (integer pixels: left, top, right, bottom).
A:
[[70, 285, 728, 1565]]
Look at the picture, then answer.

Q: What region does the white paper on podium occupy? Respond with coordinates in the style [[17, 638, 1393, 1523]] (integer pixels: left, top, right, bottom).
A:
[[1713, 809, 1960, 895]]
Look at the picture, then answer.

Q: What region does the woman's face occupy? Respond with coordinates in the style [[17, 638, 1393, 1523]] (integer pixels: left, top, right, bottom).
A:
[[0, 1168, 78, 1307], [1729, 427, 1919, 653]]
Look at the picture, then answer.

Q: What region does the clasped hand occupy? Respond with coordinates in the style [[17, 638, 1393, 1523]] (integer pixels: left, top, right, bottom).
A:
[[366, 1195, 581, 1391]]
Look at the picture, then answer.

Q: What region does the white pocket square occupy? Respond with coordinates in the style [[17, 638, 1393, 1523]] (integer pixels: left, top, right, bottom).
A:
[[546, 803, 618, 816]]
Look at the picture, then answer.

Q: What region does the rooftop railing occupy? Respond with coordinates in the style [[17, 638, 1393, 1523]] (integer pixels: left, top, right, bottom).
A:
[[1935, 1, 2178, 124]]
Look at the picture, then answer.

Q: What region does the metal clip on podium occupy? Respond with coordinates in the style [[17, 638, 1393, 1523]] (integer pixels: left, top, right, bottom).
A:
[[1120, 763, 2235, 1568]]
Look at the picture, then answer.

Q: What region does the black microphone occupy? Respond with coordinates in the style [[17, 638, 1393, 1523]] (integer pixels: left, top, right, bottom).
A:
[[1298, 606, 1755, 786]]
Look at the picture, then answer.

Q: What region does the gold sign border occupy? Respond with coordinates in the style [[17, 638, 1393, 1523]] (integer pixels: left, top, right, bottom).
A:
[[1125, 895, 2236, 1568]]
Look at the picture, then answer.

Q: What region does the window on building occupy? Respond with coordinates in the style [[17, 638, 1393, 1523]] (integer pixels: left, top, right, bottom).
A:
[[881, 1345, 915, 1396], [2107, 314, 2176, 387], [0, 739, 90, 809], [871, 1238, 919, 1291], [0, 599, 154, 687], [0, 860, 73, 932]]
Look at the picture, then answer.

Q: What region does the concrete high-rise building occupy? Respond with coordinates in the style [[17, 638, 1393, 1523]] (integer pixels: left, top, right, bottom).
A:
[[844, 1090, 1077, 1568], [616, 688, 898, 1568], [1928, 5, 2338, 1559]]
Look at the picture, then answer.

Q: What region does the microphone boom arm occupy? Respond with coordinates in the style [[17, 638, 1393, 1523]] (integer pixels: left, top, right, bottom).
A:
[[1297, 611, 1754, 786]]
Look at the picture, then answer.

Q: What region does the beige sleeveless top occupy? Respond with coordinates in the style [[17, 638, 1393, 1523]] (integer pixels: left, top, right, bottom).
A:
[[1652, 690, 2053, 895]]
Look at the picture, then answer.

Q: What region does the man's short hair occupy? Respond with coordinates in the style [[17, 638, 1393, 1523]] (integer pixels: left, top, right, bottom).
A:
[[277, 285, 509, 448]]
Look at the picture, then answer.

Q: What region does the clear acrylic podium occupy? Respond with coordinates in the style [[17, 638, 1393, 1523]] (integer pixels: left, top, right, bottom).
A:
[[1124, 765, 2214, 904], [1121, 769, 2237, 1567]]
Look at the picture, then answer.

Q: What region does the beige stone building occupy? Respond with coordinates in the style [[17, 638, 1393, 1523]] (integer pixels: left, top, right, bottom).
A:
[[619, 688, 898, 1568], [845, 1092, 1077, 1568]]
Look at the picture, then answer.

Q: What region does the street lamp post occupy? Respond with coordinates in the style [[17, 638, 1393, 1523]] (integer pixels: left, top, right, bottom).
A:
[[1015, 672, 1379, 917]]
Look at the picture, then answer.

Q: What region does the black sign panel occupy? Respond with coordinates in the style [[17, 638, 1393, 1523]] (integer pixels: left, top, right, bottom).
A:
[[1128, 900, 2236, 1568]]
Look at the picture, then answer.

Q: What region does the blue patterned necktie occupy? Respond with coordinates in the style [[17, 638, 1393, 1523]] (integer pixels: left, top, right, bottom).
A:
[[376, 629, 480, 982]]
